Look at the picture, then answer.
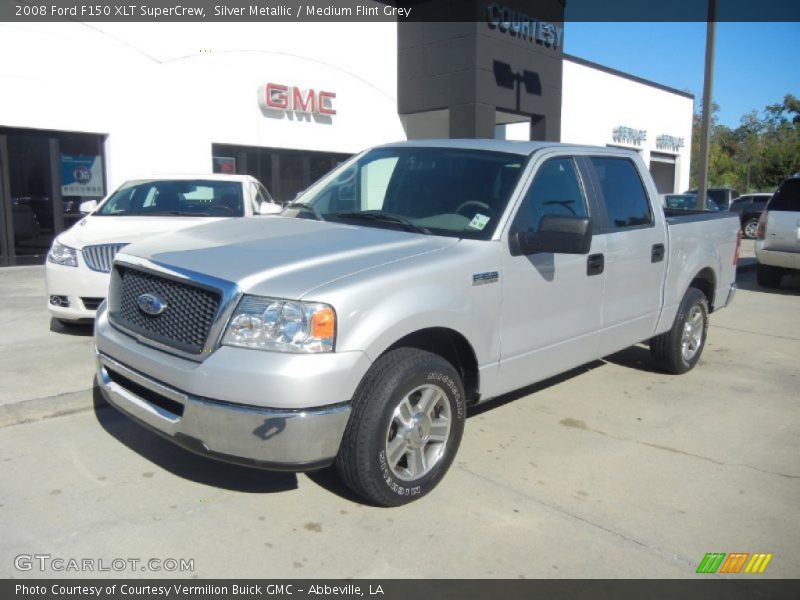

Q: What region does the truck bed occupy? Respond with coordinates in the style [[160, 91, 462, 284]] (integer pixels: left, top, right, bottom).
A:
[[655, 208, 740, 336]]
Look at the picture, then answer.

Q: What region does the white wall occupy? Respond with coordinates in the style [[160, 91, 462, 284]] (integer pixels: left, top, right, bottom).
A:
[[561, 59, 694, 192], [0, 24, 696, 194], [0, 22, 405, 189]]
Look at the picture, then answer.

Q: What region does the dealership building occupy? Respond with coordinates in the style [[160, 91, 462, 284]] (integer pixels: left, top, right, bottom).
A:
[[0, 5, 693, 266]]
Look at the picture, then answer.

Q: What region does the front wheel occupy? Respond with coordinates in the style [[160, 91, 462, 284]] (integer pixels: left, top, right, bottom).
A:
[[336, 348, 466, 506], [650, 287, 709, 374]]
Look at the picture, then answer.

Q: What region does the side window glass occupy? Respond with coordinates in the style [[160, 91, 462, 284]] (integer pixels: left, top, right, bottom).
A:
[[590, 157, 653, 228], [512, 158, 587, 233], [141, 187, 157, 208], [249, 183, 263, 213], [359, 157, 399, 211], [256, 182, 274, 204]]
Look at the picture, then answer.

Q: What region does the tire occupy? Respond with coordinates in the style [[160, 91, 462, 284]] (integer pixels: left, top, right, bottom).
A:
[[336, 347, 466, 506], [756, 264, 783, 289], [742, 217, 759, 239], [650, 287, 709, 375]]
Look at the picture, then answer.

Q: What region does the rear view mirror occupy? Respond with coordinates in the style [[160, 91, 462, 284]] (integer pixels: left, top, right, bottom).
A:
[[79, 200, 98, 214], [257, 202, 282, 215], [510, 215, 592, 256]]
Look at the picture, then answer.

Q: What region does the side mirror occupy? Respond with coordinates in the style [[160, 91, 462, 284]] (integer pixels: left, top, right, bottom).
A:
[[510, 215, 592, 256], [257, 202, 282, 215], [79, 200, 98, 214]]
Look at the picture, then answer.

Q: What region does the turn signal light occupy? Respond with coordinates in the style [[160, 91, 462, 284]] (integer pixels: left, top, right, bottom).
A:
[[311, 307, 336, 339], [733, 230, 742, 266]]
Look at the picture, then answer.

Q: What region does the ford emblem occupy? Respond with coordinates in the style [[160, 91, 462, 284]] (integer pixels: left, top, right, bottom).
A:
[[137, 293, 167, 316]]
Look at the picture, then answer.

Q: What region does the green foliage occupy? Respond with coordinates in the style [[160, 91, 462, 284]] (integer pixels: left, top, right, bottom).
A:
[[690, 94, 800, 192]]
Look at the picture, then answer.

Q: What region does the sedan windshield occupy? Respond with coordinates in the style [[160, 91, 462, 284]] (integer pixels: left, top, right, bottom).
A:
[[292, 147, 527, 239], [96, 180, 244, 217]]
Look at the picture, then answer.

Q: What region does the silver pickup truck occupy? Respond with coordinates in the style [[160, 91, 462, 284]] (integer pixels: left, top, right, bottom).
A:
[[94, 140, 740, 506]]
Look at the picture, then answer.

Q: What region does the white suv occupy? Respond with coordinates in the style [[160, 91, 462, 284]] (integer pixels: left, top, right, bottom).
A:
[[755, 174, 800, 288], [46, 174, 281, 323]]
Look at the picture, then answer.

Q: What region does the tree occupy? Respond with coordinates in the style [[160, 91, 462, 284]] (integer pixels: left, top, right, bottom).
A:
[[690, 95, 800, 192]]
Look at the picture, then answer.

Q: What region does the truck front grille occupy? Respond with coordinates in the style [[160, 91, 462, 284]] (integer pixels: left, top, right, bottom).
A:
[[82, 243, 128, 273], [109, 266, 221, 355]]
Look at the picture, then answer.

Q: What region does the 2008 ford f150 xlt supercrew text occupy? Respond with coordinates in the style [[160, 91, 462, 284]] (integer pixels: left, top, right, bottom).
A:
[[94, 140, 740, 506]]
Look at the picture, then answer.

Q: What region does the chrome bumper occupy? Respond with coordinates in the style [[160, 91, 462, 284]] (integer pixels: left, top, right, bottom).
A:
[[96, 352, 351, 471]]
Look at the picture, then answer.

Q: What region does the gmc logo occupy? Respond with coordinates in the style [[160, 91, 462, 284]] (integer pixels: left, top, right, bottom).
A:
[[259, 83, 336, 116]]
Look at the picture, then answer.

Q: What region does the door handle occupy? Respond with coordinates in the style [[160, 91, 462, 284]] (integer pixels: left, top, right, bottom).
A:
[[587, 253, 604, 276], [651, 243, 665, 263]]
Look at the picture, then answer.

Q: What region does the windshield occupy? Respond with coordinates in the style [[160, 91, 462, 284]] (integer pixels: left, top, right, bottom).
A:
[[768, 178, 800, 211], [96, 180, 244, 217], [293, 147, 527, 239]]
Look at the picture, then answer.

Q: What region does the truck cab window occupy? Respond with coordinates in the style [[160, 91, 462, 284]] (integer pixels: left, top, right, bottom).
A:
[[512, 157, 587, 233], [590, 157, 653, 228]]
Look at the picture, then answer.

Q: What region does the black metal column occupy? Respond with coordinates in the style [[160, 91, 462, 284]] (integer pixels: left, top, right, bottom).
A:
[[0, 134, 12, 266], [49, 137, 64, 236]]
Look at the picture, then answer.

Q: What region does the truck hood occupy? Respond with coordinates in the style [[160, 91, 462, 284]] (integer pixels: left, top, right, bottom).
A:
[[117, 217, 459, 299], [57, 215, 226, 249]]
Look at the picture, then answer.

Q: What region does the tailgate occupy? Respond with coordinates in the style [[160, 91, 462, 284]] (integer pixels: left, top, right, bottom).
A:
[[763, 211, 800, 254]]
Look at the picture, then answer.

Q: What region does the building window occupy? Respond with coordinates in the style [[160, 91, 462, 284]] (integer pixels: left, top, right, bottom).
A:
[[212, 144, 351, 205]]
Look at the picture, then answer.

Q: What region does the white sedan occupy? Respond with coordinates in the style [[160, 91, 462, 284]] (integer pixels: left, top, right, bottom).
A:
[[46, 174, 281, 323]]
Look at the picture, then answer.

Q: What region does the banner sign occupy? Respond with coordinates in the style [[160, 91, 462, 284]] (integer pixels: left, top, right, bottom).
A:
[[213, 156, 236, 174], [60, 155, 104, 197]]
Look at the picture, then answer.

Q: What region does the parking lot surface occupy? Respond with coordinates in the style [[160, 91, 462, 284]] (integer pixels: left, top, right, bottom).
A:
[[0, 250, 798, 578]]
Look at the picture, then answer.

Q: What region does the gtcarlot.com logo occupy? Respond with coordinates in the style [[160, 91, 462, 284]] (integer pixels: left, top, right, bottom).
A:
[[14, 554, 194, 573], [696, 552, 773, 574]]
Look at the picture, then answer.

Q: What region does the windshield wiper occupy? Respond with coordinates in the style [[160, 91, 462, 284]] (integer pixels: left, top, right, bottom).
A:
[[333, 211, 430, 234], [283, 202, 325, 221]]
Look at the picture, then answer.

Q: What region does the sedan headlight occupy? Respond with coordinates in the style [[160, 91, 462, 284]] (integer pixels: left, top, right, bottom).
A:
[[222, 295, 336, 353], [47, 240, 78, 267]]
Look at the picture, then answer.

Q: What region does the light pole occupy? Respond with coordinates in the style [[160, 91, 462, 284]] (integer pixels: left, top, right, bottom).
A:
[[696, 0, 717, 210]]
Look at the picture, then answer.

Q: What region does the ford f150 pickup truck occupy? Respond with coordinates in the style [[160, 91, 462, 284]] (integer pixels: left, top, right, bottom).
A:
[[94, 140, 740, 506]]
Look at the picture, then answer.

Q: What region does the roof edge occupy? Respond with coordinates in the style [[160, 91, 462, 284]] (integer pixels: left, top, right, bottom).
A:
[[563, 54, 695, 101]]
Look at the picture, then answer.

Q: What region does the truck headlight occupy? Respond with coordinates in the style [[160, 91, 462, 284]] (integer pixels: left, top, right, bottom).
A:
[[222, 295, 335, 353], [47, 240, 78, 267]]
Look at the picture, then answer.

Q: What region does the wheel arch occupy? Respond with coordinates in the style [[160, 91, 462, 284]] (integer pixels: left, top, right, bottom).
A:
[[688, 267, 716, 311], [382, 327, 480, 405]]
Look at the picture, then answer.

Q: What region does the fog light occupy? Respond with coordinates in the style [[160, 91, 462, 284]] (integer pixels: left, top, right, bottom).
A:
[[50, 295, 70, 307]]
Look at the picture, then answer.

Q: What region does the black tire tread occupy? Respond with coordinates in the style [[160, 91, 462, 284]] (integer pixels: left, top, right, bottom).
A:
[[650, 287, 708, 375], [336, 347, 463, 506]]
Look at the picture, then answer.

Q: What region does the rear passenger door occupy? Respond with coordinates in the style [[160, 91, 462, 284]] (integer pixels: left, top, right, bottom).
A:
[[583, 156, 668, 356]]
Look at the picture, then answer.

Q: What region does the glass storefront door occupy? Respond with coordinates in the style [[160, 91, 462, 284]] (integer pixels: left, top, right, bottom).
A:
[[0, 127, 106, 266], [7, 133, 53, 263]]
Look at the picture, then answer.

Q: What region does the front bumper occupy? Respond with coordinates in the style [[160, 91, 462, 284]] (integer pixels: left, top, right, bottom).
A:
[[93, 302, 369, 469], [97, 351, 351, 470], [46, 260, 110, 320]]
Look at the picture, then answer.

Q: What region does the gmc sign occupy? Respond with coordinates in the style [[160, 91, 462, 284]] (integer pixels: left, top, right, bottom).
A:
[[259, 83, 336, 116]]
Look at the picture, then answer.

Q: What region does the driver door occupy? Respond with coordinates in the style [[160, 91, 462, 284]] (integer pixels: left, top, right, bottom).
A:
[[498, 156, 606, 393]]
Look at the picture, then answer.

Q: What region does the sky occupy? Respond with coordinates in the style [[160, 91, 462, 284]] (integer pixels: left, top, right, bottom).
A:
[[563, 22, 800, 128]]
